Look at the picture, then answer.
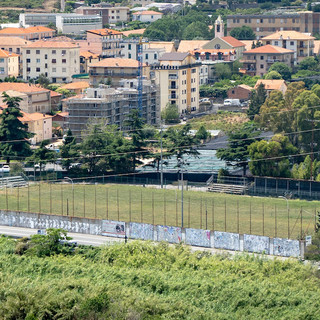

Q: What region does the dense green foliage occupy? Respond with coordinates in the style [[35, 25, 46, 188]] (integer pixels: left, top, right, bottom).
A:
[[0, 237, 320, 319], [161, 103, 180, 124], [230, 26, 256, 40]]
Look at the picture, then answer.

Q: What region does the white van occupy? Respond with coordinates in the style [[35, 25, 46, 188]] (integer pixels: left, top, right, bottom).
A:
[[224, 99, 240, 107]]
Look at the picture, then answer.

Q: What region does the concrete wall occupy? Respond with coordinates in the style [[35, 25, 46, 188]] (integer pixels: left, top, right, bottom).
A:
[[0, 210, 305, 258]]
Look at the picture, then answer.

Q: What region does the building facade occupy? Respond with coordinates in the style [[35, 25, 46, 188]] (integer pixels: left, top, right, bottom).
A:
[[89, 58, 149, 86], [132, 11, 163, 23], [86, 28, 123, 58], [261, 31, 315, 64], [75, 6, 130, 26], [152, 52, 201, 114], [67, 79, 159, 138], [227, 11, 320, 38], [254, 79, 287, 96], [241, 45, 295, 77], [0, 50, 19, 80], [0, 26, 55, 41], [22, 41, 80, 83], [227, 84, 253, 100]]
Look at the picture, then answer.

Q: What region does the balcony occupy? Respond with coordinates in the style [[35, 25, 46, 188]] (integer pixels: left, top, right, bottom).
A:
[[266, 59, 283, 63], [168, 74, 178, 79], [169, 95, 178, 100], [169, 85, 178, 90], [90, 71, 139, 77]]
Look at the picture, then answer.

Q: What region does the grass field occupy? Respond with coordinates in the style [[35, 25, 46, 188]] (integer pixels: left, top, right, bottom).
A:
[[0, 183, 318, 239]]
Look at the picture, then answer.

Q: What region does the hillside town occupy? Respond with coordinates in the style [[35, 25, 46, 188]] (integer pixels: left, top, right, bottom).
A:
[[2, 0, 320, 318]]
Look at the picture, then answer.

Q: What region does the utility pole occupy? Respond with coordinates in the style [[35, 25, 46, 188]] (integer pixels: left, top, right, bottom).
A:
[[160, 120, 163, 189], [178, 157, 186, 228]]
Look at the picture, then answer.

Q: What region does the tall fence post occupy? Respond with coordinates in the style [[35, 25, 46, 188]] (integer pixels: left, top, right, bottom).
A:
[[164, 192, 166, 226], [152, 192, 155, 225], [262, 202, 265, 236], [140, 190, 143, 223], [200, 197, 203, 229], [288, 206, 290, 239], [212, 199, 214, 231], [315, 207, 317, 233], [249, 201, 252, 234], [224, 198, 227, 232], [94, 184, 97, 219], [275, 204, 277, 238], [39, 182, 41, 213], [106, 188, 109, 220], [205, 200, 208, 230], [5, 186, 8, 211], [175, 191, 178, 226], [237, 200, 239, 234], [17, 186, 19, 212], [129, 190, 132, 222], [50, 183, 52, 214], [188, 196, 190, 228], [300, 206, 303, 239], [117, 188, 120, 221], [72, 184, 75, 217], [27, 182, 30, 212], [61, 183, 63, 215], [83, 185, 86, 218]]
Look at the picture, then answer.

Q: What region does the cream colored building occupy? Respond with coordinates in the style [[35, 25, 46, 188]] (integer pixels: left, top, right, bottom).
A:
[[0, 82, 51, 113], [0, 50, 19, 80], [153, 52, 201, 114], [22, 41, 80, 83], [254, 79, 287, 96], [261, 31, 315, 64], [0, 37, 31, 55]]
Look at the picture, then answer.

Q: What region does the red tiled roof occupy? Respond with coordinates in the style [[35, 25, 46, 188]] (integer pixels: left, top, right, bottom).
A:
[[0, 82, 49, 93], [221, 36, 246, 48], [87, 28, 122, 36], [244, 45, 294, 54]]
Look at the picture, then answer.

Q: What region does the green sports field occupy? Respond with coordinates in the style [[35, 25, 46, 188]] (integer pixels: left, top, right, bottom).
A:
[[0, 183, 318, 239]]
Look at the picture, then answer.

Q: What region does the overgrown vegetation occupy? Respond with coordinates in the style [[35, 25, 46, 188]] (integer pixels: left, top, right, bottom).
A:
[[0, 236, 319, 319]]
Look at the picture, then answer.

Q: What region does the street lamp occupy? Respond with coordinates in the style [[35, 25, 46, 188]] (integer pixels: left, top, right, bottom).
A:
[[65, 177, 74, 190], [279, 195, 290, 238]]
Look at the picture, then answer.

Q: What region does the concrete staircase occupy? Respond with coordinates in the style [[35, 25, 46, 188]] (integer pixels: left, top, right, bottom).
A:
[[0, 176, 27, 188], [207, 183, 249, 195]]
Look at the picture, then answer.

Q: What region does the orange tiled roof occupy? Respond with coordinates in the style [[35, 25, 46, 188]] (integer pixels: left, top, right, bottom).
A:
[[80, 50, 100, 59], [0, 82, 49, 93], [0, 26, 55, 35], [132, 10, 163, 15], [254, 79, 286, 91], [0, 49, 19, 58], [177, 40, 209, 52], [0, 37, 31, 46], [50, 90, 62, 97], [25, 41, 79, 48], [87, 28, 123, 36], [221, 36, 246, 48], [61, 81, 90, 90], [244, 45, 294, 54], [90, 58, 142, 68], [262, 30, 315, 40], [20, 112, 53, 122]]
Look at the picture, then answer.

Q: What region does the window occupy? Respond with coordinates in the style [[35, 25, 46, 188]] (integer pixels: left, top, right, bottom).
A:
[[256, 27, 260, 32], [128, 53, 131, 59], [9, 48, 12, 52], [45, 54, 47, 59], [36, 50, 40, 54], [36, 58, 40, 63], [36, 67, 40, 72], [62, 50, 66, 55], [26, 50, 30, 54], [52, 50, 56, 54], [275, 41, 278, 46], [27, 67, 30, 72], [62, 59, 66, 63], [62, 68, 66, 72], [0, 58, 5, 63], [260, 64, 264, 69], [52, 59, 56, 63], [192, 68, 196, 73], [154, 53, 157, 59], [128, 44, 131, 50], [45, 63, 48, 68], [290, 41, 294, 45], [214, 44, 221, 49], [52, 68, 56, 72], [145, 53, 148, 59], [260, 56, 264, 60]]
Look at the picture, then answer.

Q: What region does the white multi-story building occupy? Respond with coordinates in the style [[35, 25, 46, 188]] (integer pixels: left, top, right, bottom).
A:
[[132, 10, 163, 23], [22, 41, 80, 83]]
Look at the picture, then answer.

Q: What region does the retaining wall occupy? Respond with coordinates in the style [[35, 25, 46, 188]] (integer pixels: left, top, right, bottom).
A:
[[0, 210, 305, 258]]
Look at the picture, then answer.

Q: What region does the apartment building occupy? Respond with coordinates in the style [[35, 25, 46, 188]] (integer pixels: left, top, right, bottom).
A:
[[0, 26, 55, 41], [75, 5, 130, 26], [241, 45, 294, 77], [0, 50, 19, 80], [0, 37, 31, 55], [86, 28, 123, 58], [22, 41, 80, 83], [254, 79, 287, 96], [89, 58, 149, 86], [0, 82, 51, 113], [67, 79, 159, 138], [80, 50, 101, 73], [227, 11, 320, 38], [261, 31, 315, 64], [152, 52, 201, 114], [132, 11, 163, 23]]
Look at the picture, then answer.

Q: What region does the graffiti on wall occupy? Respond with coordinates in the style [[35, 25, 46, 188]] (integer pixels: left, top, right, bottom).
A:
[[101, 220, 125, 238], [185, 228, 211, 247], [129, 222, 154, 240], [157, 225, 181, 243], [214, 231, 240, 251], [244, 234, 270, 254], [273, 238, 300, 257]]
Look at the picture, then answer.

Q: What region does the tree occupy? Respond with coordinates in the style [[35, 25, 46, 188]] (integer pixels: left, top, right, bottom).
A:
[[195, 125, 209, 141], [36, 74, 50, 88], [215, 63, 232, 80], [216, 122, 258, 176], [165, 123, 199, 166], [182, 21, 210, 40], [264, 71, 282, 79], [27, 139, 56, 176], [247, 83, 267, 120], [230, 26, 256, 40], [298, 57, 319, 71], [0, 93, 33, 164], [161, 103, 180, 124], [292, 155, 320, 180], [60, 129, 79, 171], [268, 62, 292, 80], [248, 134, 297, 178]]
